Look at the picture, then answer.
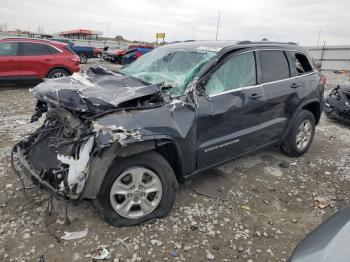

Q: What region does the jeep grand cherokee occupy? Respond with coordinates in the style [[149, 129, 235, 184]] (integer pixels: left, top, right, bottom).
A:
[[13, 41, 324, 226]]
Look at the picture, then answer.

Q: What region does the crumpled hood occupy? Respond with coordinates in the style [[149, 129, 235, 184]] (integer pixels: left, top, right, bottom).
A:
[[32, 67, 160, 114]]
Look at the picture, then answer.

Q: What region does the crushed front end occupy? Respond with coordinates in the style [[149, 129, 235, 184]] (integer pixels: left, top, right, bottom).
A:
[[12, 67, 160, 200], [324, 85, 350, 124], [15, 107, 97, 199]]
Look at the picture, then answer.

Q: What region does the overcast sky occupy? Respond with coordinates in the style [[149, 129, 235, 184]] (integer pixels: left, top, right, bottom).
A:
[[1, 0, 349, 45]]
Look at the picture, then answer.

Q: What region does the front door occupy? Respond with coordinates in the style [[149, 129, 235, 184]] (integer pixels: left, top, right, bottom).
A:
[[196, 50, 267, 169]]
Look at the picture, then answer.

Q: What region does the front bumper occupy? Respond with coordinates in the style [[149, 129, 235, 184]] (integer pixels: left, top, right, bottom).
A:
[[15, 144, 65, 197]]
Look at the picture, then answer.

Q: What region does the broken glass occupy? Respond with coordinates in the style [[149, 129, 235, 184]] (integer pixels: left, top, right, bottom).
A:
[[122, 48, 216, 96]]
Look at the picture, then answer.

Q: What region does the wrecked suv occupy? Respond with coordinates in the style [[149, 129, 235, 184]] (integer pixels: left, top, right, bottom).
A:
[[14, 41, 324, 226]]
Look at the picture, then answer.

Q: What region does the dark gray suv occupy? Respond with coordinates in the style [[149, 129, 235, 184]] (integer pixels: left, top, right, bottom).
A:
[[14, 41, 324, 226]]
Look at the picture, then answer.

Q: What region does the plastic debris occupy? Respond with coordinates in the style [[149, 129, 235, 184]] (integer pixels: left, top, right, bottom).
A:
[[92, 247, 111, 260], [61, 228, 88, 240], [241, 205, 251, 211]]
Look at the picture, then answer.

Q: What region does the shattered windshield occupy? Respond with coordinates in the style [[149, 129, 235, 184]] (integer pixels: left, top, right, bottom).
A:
[[122, 47, 216, 96]]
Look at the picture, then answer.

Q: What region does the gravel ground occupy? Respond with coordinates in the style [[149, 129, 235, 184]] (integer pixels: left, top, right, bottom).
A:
[[0, 62, 349, 262]]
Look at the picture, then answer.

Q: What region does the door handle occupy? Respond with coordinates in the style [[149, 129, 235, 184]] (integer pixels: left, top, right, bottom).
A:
[[290, 83, 301, 88], [45, 59, 53, 62], [249, 93, 262, 99]]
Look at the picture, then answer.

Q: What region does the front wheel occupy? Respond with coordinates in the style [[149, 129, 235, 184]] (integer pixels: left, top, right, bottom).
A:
[[93, 151, 178, 227], [79, 53, 88, 64], [280, 110, 315, 157], [47, 69, 69, 79]]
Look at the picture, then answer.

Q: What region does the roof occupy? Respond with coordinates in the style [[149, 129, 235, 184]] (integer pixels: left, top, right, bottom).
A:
[[163, 40, 305, 53], [1, 37, 67, 46], [1, 37, 51, 42]]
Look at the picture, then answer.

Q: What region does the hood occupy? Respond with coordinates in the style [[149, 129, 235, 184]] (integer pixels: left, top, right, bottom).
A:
[[33, 67, 161, 114]]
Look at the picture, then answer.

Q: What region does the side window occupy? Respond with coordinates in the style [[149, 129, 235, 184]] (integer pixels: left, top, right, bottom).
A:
[[259, 50, 290, 83], [205, 52, 256, 96], [21, 42, 59, 56], [290, 52, 313, 75], [0, 42, 18, 56]]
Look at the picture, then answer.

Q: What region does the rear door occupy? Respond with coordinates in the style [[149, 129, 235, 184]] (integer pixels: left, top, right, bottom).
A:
[[0, 41, 20, 82], [18, 42, 59, 81], [257, 49, 299, 142], [196, 50, 268, 169]]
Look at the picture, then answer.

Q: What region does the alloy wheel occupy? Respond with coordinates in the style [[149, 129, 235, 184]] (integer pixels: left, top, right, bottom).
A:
[[109, 167, 163, 219], [296, 120, 312, 151]]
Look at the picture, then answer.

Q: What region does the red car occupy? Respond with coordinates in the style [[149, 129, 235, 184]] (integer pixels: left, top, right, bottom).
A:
[[0, 38, 80, 84]]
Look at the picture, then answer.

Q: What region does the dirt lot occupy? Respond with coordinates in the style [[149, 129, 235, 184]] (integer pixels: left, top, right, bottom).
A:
[[0, 62, 349, 262]]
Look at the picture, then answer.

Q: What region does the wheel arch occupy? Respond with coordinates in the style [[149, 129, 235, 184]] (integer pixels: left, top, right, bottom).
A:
[[302, 101, 321, 124], [81, 138, 185, 200], [281, 99, 321, 141], [46, 67, 71, 78]]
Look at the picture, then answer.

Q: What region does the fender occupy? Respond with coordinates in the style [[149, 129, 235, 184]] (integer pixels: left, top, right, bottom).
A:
[[281, 98, 322, 141], [80, 136, 185, 200]]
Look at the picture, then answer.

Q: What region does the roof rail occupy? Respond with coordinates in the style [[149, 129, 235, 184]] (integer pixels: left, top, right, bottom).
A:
[[237, 40, 298, 46]]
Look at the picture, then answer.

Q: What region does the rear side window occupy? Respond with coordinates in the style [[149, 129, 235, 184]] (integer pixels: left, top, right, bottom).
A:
[[259, 50, 290, 83], [290, 52, 313, 75], [20, 42, 60, 56], [0, 42, 18, 56], [206, 52, 256, 96]]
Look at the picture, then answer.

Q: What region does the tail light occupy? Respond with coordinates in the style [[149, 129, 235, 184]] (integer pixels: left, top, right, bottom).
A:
[[136, 51, 142, 59]]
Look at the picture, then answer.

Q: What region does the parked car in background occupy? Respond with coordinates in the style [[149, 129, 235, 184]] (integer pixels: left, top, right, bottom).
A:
[[103, 45, 154, 65], [15, 41, 324, 227], [93, 47, 103, 59], [51, 38, 99, 64], [0, 37, 80, 84], [121, 47, 153, 65], [103, 47, 127, 63], [324, 85, 350, 124]]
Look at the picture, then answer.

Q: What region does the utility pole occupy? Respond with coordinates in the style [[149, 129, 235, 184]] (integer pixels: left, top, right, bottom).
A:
[[215, 11, 221, 40], [106, 23, 109, 39], [316, 28, 321, 48]]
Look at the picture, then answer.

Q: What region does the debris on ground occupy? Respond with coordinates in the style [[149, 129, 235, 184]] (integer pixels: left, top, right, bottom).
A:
[[61, 229, 88, 240], [92, 247, 111, 260], [314, 197, 330, 209]]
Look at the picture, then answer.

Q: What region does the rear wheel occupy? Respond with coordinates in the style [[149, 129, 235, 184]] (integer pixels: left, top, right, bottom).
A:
[[79, 53, 88, 64], [93, 151, 178, 227], [280, 110, 315, 157], [47, 68, 69, 79]]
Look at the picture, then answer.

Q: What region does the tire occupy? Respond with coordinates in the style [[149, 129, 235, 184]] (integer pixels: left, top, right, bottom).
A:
[[93, 151, 178, 227], [47, 68, 69, 79], [280, 110, 315, 157], [79, 53, 88, 64], [96, 53, 102, 59]]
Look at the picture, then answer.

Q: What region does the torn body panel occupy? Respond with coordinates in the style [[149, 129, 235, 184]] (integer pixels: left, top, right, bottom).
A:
[[325, 85, 350, 124]]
